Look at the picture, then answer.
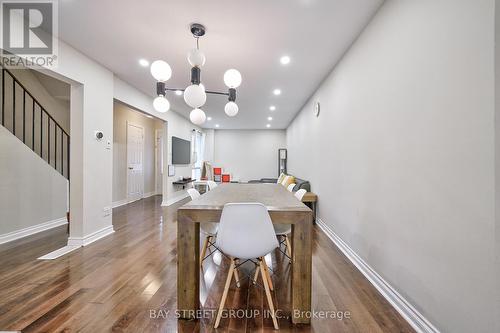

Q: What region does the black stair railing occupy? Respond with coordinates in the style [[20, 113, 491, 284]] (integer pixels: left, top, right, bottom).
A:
[[1, 67, 69, 179]]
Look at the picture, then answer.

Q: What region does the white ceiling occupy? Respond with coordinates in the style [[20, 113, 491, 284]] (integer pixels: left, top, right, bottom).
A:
[[58, 0, 383, 129]]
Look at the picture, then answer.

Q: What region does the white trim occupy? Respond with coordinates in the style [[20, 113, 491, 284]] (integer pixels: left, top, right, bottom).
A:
[[161, 192, 189, 207], [38, 245, 80, 260], [143, 191, 157, 199], [0, 217, 67, 245], [67, 225, 115, 247], [316, 218, 440, 333], [112, 198, 129, 208]]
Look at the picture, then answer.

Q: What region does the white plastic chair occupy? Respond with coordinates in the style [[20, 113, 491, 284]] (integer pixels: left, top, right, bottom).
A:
[[214, 203, 279, 329], [295, 188, 307, 201], [274, 188, 308, 263], [207, 180, 218, 190], [187, 188, 218, 268], [287, 183, 296, 192]]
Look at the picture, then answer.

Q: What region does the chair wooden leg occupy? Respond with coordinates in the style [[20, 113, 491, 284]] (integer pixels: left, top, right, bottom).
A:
[[253, 264, 260, 284], [200, 236, 210, 268], [233, 258, 241, 288], [260, 259, 279, 330], [285, 235, 292, 263], [214, 258, 235, 328], [262, 259, 274, 291]]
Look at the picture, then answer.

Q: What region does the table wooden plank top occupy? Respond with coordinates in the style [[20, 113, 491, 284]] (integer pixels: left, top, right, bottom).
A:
[[181, 183, 310, 211]]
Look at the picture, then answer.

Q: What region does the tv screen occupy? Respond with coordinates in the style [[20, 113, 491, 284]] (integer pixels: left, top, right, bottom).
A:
[[172, 136, 191, 165]]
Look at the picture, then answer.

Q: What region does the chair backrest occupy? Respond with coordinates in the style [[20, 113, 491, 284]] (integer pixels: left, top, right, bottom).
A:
[[287, 183, 296, 192], [295, 189, 307, 201], [187, 188, 201, 200], [216, 203, 279, 260], [207, 180, 218, 190]]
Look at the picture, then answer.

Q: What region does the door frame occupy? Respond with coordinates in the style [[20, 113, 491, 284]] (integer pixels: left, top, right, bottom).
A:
[[126, 121, 145, 203], [154, 127, 164, 195]]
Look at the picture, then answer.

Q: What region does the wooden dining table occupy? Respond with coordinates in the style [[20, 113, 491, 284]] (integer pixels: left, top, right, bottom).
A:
[[177, 183, 313, 324]]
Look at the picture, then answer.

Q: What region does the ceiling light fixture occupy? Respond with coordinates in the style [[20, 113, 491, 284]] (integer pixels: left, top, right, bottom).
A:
[[150, 23, 242, 124], [266, 124, 271, 128], [215, 124, 220, 128], [267, 116, 273, 121], [207, 117, 212, 121], [280, 55, 291, 65], [269, 105, 276, 111], [139, 59, 149, 67], [273, 89, 281, 96]]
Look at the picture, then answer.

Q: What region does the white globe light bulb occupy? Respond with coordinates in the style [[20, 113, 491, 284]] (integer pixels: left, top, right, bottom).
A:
[[224, 69, 242, 88], [153, 96, 170, 113], [190, 108, 206, 125], [150, 60, 172, 82], [224, 102, 239, 117], [184, 84, 207, 108], [187, 48, 206, 67]]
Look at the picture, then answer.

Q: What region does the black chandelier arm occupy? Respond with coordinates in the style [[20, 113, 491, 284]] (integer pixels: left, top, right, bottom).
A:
[[157, 82, 236, 101], [162, 87, 232, 97]]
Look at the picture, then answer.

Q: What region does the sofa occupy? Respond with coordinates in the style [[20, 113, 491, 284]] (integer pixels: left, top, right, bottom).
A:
[[249, 176, 311, 192]]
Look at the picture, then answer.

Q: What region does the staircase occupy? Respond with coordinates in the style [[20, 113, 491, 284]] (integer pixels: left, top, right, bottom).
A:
[[1, 67, 69, 179]]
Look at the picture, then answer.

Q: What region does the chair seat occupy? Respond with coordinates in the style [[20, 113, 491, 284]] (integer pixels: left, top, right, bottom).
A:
[[273, 224, 291, 235], [201, 222, 218, 236]]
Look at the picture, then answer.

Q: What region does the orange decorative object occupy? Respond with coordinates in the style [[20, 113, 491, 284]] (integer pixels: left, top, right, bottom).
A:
[[222, 174, 230, 183], [214, 167, 222, 175]]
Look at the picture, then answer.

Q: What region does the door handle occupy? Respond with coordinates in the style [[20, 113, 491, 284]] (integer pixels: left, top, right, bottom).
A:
[[128, 167, 133, 170]]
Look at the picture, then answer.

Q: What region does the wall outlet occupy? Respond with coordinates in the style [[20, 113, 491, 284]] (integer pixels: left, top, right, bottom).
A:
[[103, 206, 112, 217]]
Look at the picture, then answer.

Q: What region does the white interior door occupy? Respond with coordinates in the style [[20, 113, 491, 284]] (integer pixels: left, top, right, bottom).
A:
[[127, 122, 144, 202]]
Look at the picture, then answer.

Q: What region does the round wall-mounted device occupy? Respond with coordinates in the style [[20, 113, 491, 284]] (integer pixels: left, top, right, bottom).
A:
[[314, 101, 320, 117], [95, 131, 104, 140]]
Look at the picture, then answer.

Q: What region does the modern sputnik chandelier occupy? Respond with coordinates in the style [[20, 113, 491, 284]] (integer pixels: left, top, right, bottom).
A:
[[150, 23, 242, 125]]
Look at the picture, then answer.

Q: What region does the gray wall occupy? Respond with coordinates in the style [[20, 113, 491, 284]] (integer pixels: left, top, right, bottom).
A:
[[214, 129, 286, 181], [286, 1, 495, 332], [112, 102, 164, 203]]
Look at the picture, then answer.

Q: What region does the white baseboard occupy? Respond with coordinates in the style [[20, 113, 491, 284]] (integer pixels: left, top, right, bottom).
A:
[[67, 225, 115, 247], [112, 198, 129, 208], [161, 192, 189, 207], [316, 218, 440, 333], [38, 245, 80, 260], [0, 217, 67, 245], [143, 191, 157, 199]]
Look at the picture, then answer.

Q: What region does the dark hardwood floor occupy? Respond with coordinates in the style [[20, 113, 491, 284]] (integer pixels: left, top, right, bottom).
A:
[[0, 196, 415, 332]]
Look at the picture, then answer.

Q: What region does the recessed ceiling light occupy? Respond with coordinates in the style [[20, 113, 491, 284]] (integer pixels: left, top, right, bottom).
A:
[[266, 124, 271, 128], [280, 55, 291, 65], [175, 90, 183, 96], [269, 105, 276, 111], [139, 59, 149, 67], [273, 89, 281, 96], [267, 116, 273, 121], [207, 117, 212, 121], [215, 124, 220, 128]]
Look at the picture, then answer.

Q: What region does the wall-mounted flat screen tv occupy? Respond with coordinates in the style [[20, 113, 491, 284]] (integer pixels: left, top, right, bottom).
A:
[[172, 136, 191, 165]]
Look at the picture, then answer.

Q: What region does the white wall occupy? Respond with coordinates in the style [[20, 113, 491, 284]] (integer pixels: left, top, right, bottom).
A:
[[495, 0, 500, 330], [37, 40, 115, 241], [214, 129, 285, 181], [0, 126, 67, 235], [112, 102, 164, 203], [286, 1, 495, 332]]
